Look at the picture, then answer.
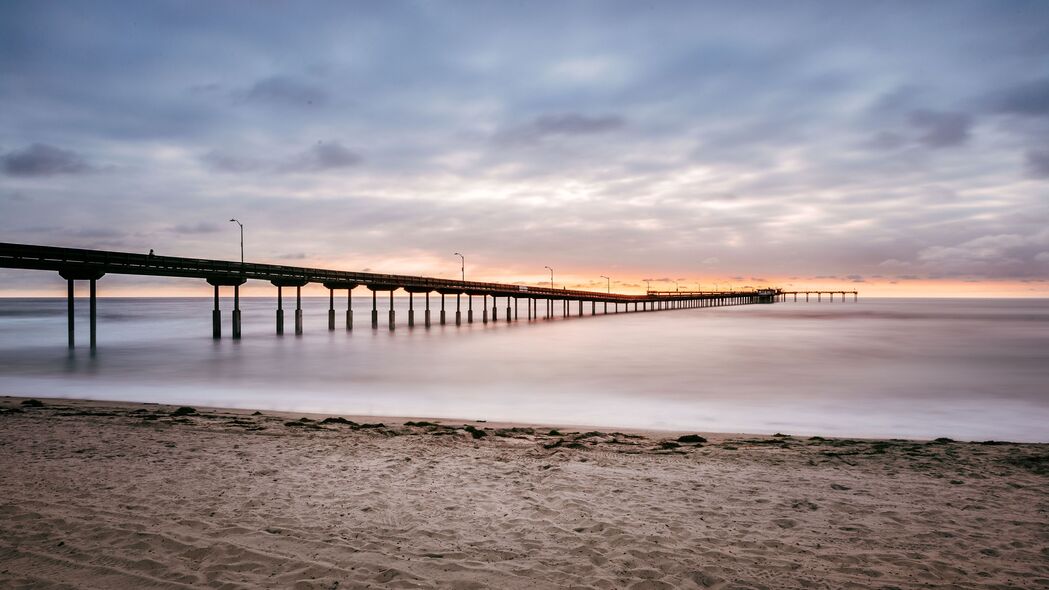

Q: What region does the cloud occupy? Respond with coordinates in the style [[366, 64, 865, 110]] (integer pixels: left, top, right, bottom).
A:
[[496, 113, 624, 143], [908, 110, 972, 148], [1025, 149, 1049, 178], [1034, 252, 1049, 262], [1, 144, 91, 177], [171, 222, 221, 234], [202, 142, 361, 174], [282, 141, 362, 172], [237, 75, 327, 107], [200, 151, 264, 173], [989, 78, 1049, 117]]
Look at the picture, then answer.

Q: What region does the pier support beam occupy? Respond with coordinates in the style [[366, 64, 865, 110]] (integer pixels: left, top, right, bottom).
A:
[[578, 300, 583, 317], [408, 292, 415, 328], [456, 294, 462, 325], [347, 290, 353, 330], [328, 289, 335, 330], [232, 284, 241, 339], [89, 279, 97, 349], [389, 291, 395, 330], [482, 295, 488, 324], [425, 293, 431, 327], [441, 294, 447, 325], [507, 299, 512, 323], [276, 286, 284, 335], [67, 280, 75, 348], [213, 285, 221, 339], [468, 295, 473, 323], [492, 297, 498, 322], [295, 286, 302, 335], [372, 291, 379, 329]]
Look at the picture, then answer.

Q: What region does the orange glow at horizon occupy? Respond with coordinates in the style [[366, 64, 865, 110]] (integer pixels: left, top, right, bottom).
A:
[[1, 268, 1045, 299]]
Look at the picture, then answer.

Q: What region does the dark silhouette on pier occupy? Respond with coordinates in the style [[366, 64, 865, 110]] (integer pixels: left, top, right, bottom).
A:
[[0, 242, 857, 349]]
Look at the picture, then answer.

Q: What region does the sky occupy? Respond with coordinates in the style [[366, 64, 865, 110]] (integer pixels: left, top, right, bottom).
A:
[[2, 0, 1048, 297]]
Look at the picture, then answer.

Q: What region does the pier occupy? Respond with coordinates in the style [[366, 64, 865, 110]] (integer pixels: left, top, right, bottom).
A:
[[0, 242, 856, 348]]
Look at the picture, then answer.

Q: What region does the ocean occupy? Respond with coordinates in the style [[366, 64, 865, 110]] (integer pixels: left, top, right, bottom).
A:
[[1, 296, 1046, 442]]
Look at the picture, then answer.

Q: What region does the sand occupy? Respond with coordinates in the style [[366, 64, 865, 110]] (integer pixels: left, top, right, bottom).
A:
[[0, 397, 1046, 589]]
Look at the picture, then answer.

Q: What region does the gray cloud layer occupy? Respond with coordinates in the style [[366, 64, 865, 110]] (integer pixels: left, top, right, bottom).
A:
[[1, 0, 1048, 292]]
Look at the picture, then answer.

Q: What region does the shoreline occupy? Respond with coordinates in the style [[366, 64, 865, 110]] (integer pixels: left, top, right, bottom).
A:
[[6, 392, 1032, 443], [2, 395, 1047, 588], [5, 394, 1035, 444]]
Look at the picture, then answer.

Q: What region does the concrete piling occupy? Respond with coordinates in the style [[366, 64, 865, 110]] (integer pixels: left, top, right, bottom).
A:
[[276, 286, 284, 335], [408, 292, 415, 328], [294, 286, 303, 335], [388, 291, 395, 330], [67, 280, 75, 348], [372, 291, 379, 329], [346, 289, 353, 330], [328, 289, 335, 330], [232, 284, 241, 339], [89, 279, 97, 349]]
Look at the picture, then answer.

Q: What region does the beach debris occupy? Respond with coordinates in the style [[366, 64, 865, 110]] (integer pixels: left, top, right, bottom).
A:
[[658, 441, 682, 450], [1005, 454, 1049, 475], [404, 421, 439, 427], [251, 411, 263, 416], [791, 499, 819, 511], [830, 484, 851, 491], [462, 424, 487, 439], [548, 429, 563, 436], [494, 427, 535, 437], [320, 416, 357, 426], [20, 399, 44, 407], [170, 406, 196, 416], [676, 434, 707, 444]]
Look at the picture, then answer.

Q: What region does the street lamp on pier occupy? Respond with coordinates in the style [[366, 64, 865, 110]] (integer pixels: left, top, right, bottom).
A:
[[600, 275, 610, 293], [544, 266, 554, 290], [453, 252, 465, 282], [228, 219, 243, 264]]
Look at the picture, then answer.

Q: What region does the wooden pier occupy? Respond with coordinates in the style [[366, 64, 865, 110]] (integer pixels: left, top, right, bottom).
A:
[[0, 242, 856, 348]]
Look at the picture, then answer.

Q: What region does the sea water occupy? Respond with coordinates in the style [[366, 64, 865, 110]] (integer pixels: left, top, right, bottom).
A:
[[1, 297, 1046, 442]]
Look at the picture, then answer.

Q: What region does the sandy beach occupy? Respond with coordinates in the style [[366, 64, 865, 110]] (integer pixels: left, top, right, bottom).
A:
[[0, 397, 1046, 589]]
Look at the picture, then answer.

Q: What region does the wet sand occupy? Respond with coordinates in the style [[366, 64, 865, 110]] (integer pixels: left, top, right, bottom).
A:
[[0, 396, 1047, 589]]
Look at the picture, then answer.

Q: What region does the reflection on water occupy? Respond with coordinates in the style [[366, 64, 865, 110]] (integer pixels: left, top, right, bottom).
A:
[[1, 297, 1047, 441]]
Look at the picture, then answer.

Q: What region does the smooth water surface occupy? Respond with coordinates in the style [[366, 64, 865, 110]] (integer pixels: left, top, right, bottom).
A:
[[1, 297, 1047, 441]]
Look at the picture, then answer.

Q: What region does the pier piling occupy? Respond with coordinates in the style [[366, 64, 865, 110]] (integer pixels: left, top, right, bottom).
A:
[[232, 284, 241, 339], [328, 289, 335, 330], [276, 286, 284, 335], [212, 285, 221, 339], [294, 286, 302, 335], [67, 280, 75, 348]]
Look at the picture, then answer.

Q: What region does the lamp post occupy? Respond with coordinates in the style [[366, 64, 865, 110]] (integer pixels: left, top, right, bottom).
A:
[[674, 280, 679, 292], [453, 252, 465, 282], [645, 279, 651, 293], [229, 218, 243, 264], [600, 275, 610, 294], [544, 266, 554, 290]]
